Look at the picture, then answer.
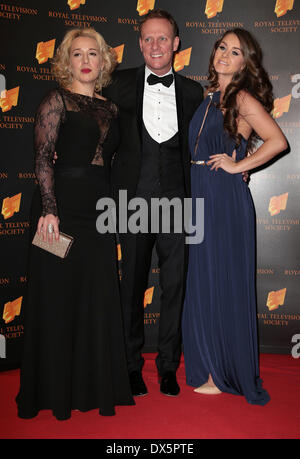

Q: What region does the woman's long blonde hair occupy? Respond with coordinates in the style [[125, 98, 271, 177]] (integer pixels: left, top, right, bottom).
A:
[[51, 28, 117, 93]]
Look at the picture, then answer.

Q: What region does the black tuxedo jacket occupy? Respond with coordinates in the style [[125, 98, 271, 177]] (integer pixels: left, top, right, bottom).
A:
[[103, 65, 203, 200]]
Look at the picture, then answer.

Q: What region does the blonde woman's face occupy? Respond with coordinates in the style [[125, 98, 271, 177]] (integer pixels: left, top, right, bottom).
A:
[[69, 36, 102, 86]]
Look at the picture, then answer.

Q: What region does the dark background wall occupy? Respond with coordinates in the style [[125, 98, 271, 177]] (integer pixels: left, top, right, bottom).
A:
[[1, 0, 299, 369]]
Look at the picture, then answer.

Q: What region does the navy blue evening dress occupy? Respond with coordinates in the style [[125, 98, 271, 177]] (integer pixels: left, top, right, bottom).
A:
[[182, 91, 270, 405]]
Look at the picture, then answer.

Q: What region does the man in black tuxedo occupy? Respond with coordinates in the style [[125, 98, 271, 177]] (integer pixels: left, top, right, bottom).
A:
[[103, 9, 203, 397]]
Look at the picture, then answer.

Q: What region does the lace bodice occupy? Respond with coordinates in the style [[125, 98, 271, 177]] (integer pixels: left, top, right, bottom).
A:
[[34, 87, 119, 216]]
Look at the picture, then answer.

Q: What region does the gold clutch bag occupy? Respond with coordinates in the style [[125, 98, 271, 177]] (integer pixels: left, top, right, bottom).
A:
[[32, 231, 74, 258]]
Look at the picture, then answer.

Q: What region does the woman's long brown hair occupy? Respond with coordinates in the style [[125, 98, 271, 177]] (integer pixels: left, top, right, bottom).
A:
[[207, 28, 274, 153]]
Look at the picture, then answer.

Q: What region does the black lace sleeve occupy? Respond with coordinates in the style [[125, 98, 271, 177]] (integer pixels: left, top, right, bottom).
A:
[[34, 89, 64, 217]]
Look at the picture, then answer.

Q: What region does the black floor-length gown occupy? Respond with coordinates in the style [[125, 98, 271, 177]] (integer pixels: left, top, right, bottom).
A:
[[16, 88, 134, 420]]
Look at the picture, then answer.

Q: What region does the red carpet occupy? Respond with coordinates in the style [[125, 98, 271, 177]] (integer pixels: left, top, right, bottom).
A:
[[0, 354, 299, 439]]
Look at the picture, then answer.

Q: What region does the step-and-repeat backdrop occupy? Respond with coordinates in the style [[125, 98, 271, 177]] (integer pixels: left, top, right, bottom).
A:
[[1, 0, 299, 369]]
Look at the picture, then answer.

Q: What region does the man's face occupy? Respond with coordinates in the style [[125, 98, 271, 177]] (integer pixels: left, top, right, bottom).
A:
[[139, 18, 179, 76]]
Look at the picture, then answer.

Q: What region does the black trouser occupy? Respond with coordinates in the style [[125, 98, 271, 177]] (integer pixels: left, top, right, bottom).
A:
[[119, 190, 187, 377]]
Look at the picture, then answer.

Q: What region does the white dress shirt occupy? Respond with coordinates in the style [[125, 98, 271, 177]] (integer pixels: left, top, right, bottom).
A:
[[143, 66, 178, 144]]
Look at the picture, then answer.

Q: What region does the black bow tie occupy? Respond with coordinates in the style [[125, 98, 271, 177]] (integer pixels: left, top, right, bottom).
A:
[[147, 73, 174, 88]]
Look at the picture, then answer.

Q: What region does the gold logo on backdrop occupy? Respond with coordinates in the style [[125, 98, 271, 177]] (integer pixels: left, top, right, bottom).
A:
[[205, 0, 224, 19], [137, 0, 156, 16], [117, 243, 122, 261], [268, 192, 288, 216], [266, 288, 286, 311], [113, 44, 125, 64], [36, 39, 56, 64], [272, 94, 292, 118], [0, 87, 19, 113], [68, 0, 86, 10], [1, 193, 22, 220], [144, 286, 154, 308], [3, 297, 23, 324], [174, 48, 192, 72], [274, 0, 294, 17]]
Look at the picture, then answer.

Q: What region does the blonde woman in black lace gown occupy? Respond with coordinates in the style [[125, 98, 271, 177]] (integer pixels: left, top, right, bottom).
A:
[[16, 28, 134, 420]]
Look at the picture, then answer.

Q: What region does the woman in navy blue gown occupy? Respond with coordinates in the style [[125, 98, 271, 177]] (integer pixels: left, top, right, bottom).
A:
[[182, 29, 287, 405]]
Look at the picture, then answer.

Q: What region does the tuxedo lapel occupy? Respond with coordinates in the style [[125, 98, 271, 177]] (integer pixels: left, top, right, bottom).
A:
[[136, 65, 145, 142], [174, 72, 185, 151]]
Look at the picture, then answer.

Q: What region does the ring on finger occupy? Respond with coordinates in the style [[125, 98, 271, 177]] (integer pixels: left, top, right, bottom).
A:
[[47, 224, 54, 234]]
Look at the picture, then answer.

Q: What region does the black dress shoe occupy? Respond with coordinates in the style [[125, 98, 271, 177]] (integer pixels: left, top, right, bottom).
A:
[[129, 371, 148, 396], [160, 371, 180, 396]]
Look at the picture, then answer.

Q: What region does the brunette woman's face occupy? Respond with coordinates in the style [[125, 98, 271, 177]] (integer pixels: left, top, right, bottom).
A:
[[213, 33, 245, 78]]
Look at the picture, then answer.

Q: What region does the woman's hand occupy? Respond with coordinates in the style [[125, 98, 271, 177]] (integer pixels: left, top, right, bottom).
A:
[[37, 214, 60, 243], [207, 153, 240, 174], [242, 171, 249, 183]]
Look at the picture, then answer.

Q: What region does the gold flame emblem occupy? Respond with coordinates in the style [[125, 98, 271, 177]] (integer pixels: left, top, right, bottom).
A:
[[68, 0, 86, 10], [3, 297, 23, 324], [174, 48, 192, 72], [113, 44, 125, 64], [272, 94, 291, 118], [268, 192, 288, 216], [144, 286, 154, 308], [205, 0, 224, 19], [1, 193, 22, 220], [36, 39, 56, 64], [137, 0, 156, 16], [274, 0, 294, 17], [0, 87, 19, 113], [266, 288, 286, 311]]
